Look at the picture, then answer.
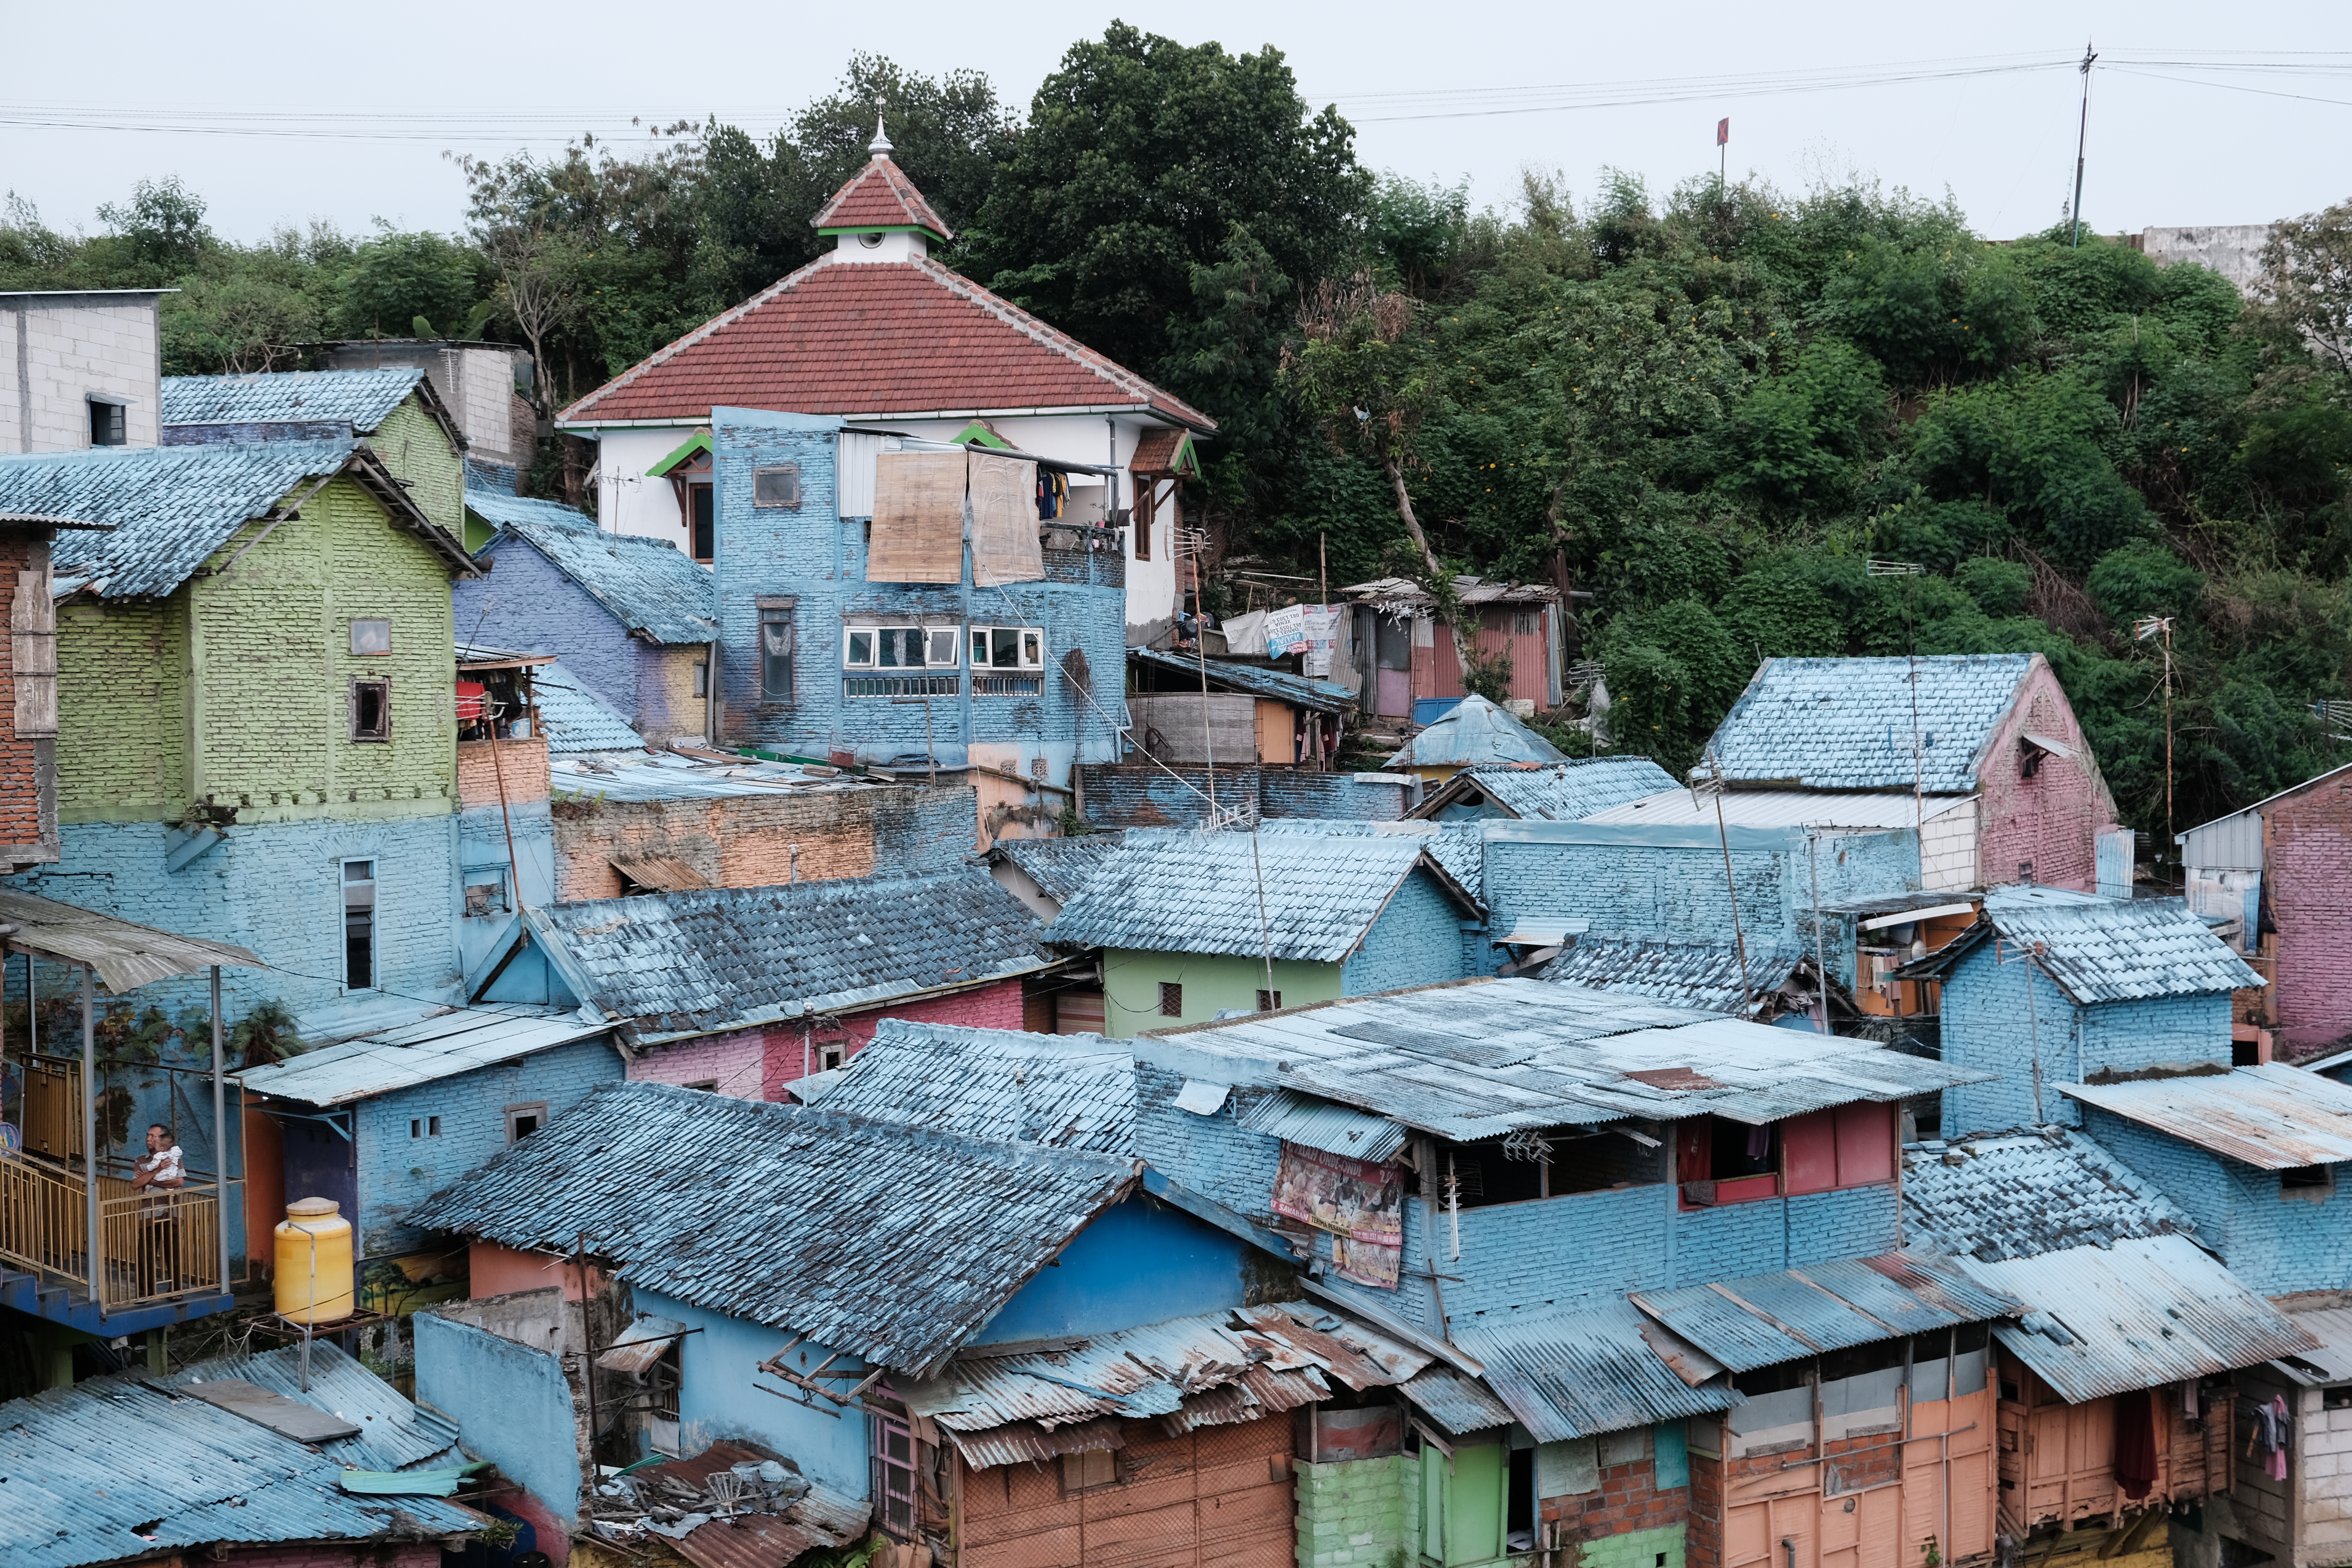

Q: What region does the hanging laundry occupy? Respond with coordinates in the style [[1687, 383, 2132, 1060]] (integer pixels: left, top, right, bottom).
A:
[[2115, 1388, 2158, 1500], [2250, 1393, 2292, 1481], [1746, 1123, 1772, 1162]]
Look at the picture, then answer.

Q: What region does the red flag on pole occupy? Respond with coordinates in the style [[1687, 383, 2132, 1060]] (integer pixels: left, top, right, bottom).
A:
[[1716, 118, 1730, 146]]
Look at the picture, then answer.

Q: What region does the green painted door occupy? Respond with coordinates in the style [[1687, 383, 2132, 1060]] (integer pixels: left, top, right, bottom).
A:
[[1420, 1439, 1506, 1566]]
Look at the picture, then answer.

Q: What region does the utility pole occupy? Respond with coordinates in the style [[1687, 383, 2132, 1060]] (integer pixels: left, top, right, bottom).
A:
[[2070, 41, 2098, 248], [1716, 117, 1729, 185]]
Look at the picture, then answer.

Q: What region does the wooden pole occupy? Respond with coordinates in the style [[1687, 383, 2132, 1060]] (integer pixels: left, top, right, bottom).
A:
[[212, 966, 228, 1299], [81, 965, 97, 1298]]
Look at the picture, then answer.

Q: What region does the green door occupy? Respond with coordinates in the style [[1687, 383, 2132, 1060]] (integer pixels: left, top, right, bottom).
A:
[[1420, 1439, 1506, 1565]]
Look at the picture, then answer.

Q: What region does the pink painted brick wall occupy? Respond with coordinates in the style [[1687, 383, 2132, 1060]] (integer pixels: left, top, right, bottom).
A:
[[2266, 778, 2352, 1055], [625, 1026, 766, 1099], [1974, 658, 2117, 892], [760, 978, 1029, 1100], [227, 1544, 446, 1568]]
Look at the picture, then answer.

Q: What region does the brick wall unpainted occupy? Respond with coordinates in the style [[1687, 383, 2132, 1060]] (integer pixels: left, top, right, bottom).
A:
[[1973, 660, 2116, 893], [550, 782, 976, 902], [459, 736, 551, 810]]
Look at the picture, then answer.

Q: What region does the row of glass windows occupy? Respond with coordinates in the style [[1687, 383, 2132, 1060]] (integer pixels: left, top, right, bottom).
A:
[[840, 625, 1046, 672]]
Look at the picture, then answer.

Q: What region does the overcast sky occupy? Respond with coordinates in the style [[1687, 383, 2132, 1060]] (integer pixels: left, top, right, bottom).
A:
[[6, 0, 2347, 247]]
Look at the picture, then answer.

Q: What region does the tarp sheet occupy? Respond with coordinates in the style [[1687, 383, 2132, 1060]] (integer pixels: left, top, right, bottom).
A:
[[867, 450, 966, 582], [969, 452, 1043, 586]]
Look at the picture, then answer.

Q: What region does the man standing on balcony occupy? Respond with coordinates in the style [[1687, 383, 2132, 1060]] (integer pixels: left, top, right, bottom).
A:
[[130, 1123, 184, 1294]]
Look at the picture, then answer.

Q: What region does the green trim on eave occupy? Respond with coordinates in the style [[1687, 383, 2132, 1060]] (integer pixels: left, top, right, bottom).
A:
[[815, 224, 947, 239], [1162, 430, 1204, 479], [950, 420, 1014, 449], [646, 429, 712, 479]]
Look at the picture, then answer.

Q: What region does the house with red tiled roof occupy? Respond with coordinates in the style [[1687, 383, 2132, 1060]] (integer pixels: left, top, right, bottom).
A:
[[558, 121, 1214, 646]]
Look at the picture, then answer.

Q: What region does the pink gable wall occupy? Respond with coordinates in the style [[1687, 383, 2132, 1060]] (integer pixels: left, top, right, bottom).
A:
[[2264, 779, 2352, 1055], [1971, 656, 2118, 893], [626, 978, 1031, 1101]]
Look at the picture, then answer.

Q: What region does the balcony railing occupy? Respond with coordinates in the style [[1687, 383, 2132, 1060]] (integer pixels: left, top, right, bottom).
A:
[[844, 674, 961, 698], [0, 1155, 223, 1307]]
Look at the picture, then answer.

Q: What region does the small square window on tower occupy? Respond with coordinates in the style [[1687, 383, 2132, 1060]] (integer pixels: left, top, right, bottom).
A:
[[753, 464, 802, 508]]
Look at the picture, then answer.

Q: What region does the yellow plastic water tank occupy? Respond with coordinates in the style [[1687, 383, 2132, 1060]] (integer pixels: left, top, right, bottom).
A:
[[274, 1197, 355, 1323]]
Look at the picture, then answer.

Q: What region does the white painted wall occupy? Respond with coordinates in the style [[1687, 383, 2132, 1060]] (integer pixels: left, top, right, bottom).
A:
[[0, 292, 163, 453], [1921, 796, 1979, 890]]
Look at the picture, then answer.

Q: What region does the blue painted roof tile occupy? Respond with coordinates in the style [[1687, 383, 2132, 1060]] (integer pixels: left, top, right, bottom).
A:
[[163, 368, 426, 432], [989, 831, 1125, 904], [1705, 654, 2038, 791], [1906, 887, 2263, 1003], [817, 1020, 1135, 1153], [474, 496, 717, 644], [533, 660, 648, 753], [1423, 758, 1679, 821], [1902, 1127, 2196, 1261], [1540, 935, 1807, 1015]]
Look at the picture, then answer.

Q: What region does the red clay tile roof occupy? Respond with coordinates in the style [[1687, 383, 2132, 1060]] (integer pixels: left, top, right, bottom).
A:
[[810, 155, 954, 240], [558, 255, 1216, 431], [1130, 428, 1199, 475]]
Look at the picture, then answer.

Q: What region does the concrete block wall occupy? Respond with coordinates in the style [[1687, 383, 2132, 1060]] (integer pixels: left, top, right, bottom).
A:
[[55, 594, 189, 820], [456, 537, 655, 730], [1295, 1453, 1418, 1568], [710, 412, 1130, 778], [1974, 661, 2115, 893], [1341, 868, 1472, 995], [0, 295, 161, 453], [369, 395, 464, 539], [628, 1026, 766, 1099], [760, 978, 1027, 1098], [353, 1035, 626, 1258], [549, 783, 976, 902], [2265, 778, 2352, 1056], [183, 476, 458, 816], [414, 1309, 581, 1525], [18, 812, 462, 1017]]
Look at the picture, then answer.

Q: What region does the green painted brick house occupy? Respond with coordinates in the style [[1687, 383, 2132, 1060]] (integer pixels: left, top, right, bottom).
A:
[[1050, 822, 1485, 1035], [0, 436, 482, 1019]]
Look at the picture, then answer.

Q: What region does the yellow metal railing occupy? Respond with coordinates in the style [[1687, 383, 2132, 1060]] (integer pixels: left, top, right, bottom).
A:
[[0, 1156, 221, 1306]]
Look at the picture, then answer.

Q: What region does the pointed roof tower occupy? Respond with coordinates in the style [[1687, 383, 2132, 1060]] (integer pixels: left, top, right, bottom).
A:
[[810, 115, 954, 243]]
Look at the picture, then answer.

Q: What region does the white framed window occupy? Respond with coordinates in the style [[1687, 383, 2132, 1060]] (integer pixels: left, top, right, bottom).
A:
[[969, 625, 1046, 671], [843, 626, 959, 669]]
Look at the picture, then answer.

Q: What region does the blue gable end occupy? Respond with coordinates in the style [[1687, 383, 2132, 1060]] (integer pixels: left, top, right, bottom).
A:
[[709, 408, 1130, 784], [1344, 864, 1474, 994], [457, 534, 654, 724], [635, 1288, 876, 1499], [969, 1193, 1262, 1345]]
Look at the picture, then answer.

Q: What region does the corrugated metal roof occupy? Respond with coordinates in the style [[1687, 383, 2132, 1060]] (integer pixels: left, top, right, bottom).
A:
[[1629, 1253, 2021, 1374], [1050, 827, 1480, 964], [1342, 575, 1558, 608], [534, 662, 648, 754], [1705, 654, 2040, 792], [1903, 887, 2264, 1003], [1143, 978, 1992, 1141], [529, 870, 1052, 1037], [163, 369, 425, 432], [1129, 648, 1358, 713], [2176, 761, 2352, 865], [1235, 1089, 1409, 1162], [989, 831, 1126, 905], [0, 1350, 479, 1568], [1387, 695, 1568, 768], [0, 438, 472, 599], [549, 751, 891, 801], [1539, 936, 1807, 1016], [1902, 1129, 2197, 1261], [168, 1343, 462, 1473], [903, 1302, 1428, 1454], [410, 1081, 1138, 1374], [1955, 1235, 2321, 1403], [1253, 818, 1485, 898], [1417, 758, 1680, 823], [479, 501, 717, 644], [815, 1020, 1136, 1153], [1582, 788, 1976, 830], [2274, 1306, 2352, 1387], [0, 888, 261, 992], [1398, 1364, 1524, 1435], [237, 1005, 616, 1106], [1449, 1297, 1741, 1442], [2062, 1064, 2352, 1169]]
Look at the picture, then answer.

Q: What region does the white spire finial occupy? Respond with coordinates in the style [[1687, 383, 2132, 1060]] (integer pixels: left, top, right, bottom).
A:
[[869, 109, 893, 160]]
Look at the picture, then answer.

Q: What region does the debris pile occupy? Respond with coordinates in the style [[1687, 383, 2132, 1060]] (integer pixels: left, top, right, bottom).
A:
[[586, 1458, 810, 1543]]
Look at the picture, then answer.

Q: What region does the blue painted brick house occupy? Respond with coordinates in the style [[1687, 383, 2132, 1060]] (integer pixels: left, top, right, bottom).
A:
[[1900, 885, 2262, 1137], [706, 407, 1130, 785]]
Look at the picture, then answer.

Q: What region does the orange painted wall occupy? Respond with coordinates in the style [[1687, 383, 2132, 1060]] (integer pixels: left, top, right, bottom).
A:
[[468, 1239, 601, 1301], [243, 1100, 285, 1265]]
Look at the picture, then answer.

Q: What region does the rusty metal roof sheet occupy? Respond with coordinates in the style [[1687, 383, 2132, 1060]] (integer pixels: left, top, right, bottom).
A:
[[1449, 1297, 1741, 1442], [1234, 1089, 1410, 1162], [619, 1441, 867, 1568], [1954, 1235, 2321, 1403], [1145, 978, 1990, 1139], [1903, 887, 2265, 1003], [2062, 1064, 2352, 1169], [1902, 1129, 2197, 1261], [815, 1020, 1135, 1154], [900, 1302, 1429, 1465], [2272, 1306, 2352, 1387], [1629, 1253, 2021, 1374], [409, 1081, 1137, 1374], [0, 888, 262, 993], [0, 1350, 479, 1568]]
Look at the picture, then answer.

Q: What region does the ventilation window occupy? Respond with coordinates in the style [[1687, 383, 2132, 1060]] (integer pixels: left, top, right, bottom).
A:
[[350, 678, 390, 741], [88, 398, 127, 447], [505, 1102, 548, 1144], [1158, 982, 1183, 1018], [1256, 989, 1282, 1012], [349, 618, 391, 656], [2282, 1164, 2334, 1194], [753, 464, 802, 509], [760, 609, 795, 701]]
